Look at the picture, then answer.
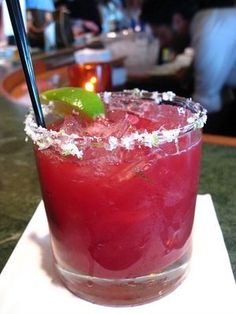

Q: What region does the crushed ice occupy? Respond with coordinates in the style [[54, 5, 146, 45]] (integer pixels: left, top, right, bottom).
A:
[[24, 90, 207, 159]]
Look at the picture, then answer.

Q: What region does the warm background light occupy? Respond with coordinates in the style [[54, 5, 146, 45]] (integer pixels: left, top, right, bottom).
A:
[[90, 76, 97, 84], [84, 76, 97, 91], [84, 81, 95, 92]]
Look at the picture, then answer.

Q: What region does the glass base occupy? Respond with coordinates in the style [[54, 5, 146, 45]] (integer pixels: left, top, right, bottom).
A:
[[55, 259, 190, 306]]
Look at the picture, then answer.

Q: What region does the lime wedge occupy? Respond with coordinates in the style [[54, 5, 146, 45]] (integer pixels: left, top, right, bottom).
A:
[[40, 87, 105, 119]]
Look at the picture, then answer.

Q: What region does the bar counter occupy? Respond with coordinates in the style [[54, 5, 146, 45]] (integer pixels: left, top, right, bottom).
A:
[[0, 91, 236, 282]]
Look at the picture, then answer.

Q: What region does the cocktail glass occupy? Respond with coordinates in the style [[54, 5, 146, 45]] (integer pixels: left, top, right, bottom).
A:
[[25, 90, 207, 306]]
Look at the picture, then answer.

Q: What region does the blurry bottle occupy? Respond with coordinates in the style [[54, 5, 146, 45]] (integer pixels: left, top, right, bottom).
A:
[[99, 0, 126, 32], [44, 20, 56, 51]]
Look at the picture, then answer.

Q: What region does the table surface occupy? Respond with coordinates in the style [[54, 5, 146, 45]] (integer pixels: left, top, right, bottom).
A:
[[0, 69, 236, 280]]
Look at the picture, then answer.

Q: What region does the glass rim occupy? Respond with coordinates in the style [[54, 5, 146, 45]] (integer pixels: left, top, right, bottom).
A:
[[24, 90, 207, 159]]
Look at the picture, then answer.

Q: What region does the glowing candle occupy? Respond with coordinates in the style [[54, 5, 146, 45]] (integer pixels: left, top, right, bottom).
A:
[[90, 76, 97, 84], [84, 75, 98, 91], [84, 81, 95, 92], [68, 49, 112, 92]]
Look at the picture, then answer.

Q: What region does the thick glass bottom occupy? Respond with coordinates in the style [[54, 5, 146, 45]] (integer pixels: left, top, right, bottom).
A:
[[55, 256, 190, 307]]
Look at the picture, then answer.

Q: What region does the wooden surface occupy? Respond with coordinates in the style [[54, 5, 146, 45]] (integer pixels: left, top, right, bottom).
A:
[[203, 134, 236, 147], [0, 61, 68, 105]]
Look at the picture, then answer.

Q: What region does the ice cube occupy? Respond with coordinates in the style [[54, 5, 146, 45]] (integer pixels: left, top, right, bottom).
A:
[[59, 114, 84, 136]]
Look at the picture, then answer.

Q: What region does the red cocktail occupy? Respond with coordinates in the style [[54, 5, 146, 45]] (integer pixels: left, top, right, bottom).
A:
[[25, 90, 206, 305]]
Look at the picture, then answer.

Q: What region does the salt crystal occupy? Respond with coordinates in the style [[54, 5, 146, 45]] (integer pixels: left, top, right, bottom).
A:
[[107, 136, 118, 150]]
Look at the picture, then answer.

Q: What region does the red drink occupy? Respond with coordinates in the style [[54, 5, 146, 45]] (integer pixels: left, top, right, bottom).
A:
[[26, 91, 206, 305]]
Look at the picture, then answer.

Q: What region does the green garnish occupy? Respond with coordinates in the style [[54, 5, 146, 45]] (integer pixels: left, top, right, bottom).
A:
[[40, 87, 105, 119]]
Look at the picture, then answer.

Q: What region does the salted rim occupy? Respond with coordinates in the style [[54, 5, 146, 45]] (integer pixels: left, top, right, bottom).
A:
[[24, 90, 207, 159]]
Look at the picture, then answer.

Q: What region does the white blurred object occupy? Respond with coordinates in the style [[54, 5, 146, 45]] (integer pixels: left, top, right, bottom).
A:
[[74, 48, 112, 64], [102, 30, 160, 75], [2, 0, 26, 38], [44, 22, 56, 51], [175, 47, 195, 67], [0, 45, 17, 60]]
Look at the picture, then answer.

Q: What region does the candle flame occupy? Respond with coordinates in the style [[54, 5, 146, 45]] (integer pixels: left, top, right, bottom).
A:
[[90, 76, 97, 84], [84, 81, 95, 92], [84, 76, 97, 92]]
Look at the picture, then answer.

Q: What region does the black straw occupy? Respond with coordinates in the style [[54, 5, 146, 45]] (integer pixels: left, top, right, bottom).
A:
[[6, 0, 46, 127]]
